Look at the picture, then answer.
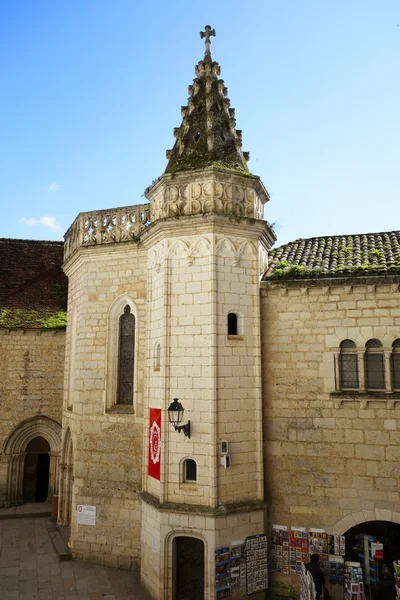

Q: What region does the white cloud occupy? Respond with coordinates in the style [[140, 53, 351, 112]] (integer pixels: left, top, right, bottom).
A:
[[20, 215, 63, 232], [48, 183, 60, 192]]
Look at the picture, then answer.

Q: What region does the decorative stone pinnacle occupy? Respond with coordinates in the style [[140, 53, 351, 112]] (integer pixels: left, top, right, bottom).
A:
[[164, 26, 250, 175], [200, 25, 215, 57]]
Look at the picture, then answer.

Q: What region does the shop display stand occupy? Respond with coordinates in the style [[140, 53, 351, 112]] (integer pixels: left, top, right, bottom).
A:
[[393, 560, 400, 599], [357, 533, 377, 597], [344, 561, 365, 600]]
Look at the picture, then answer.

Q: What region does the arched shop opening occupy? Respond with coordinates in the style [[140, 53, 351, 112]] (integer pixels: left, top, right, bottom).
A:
[[343, 521, 400, 599]]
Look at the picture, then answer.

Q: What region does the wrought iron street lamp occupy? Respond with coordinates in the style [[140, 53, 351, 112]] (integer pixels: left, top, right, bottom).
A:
[[167, 398, 191, 438]]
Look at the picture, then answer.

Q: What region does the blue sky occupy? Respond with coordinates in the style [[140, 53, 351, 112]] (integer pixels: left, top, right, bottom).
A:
[[0, 1, 399, 245]]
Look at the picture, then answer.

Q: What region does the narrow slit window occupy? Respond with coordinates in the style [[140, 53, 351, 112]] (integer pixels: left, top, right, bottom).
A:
[[184, 459, 197, 482], [339, 340, 359, 389], [154, 343, 161, 370], [365, 339, 385, 390], [391, 339, 400, 390], [227, 313, 238, 336], [117, 305, 135, 405]]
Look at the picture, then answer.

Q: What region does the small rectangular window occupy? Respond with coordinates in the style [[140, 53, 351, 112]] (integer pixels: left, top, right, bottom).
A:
[[227, 313, 238, 336]]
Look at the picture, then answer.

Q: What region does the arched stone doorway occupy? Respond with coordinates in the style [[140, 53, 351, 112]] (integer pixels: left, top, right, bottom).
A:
[[344, 520, 400, 563], [2, 416, 61, 506], [58, 427, 74, 526], [173, 536, 205, 600], [23, 436, 50, 503]]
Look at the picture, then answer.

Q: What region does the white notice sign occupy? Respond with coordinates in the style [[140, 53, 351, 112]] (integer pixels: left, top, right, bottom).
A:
[[77, 504, 96, 526]]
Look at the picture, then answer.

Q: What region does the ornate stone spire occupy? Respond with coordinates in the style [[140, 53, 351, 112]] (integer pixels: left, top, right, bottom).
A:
[[165, 26, 250, 174]]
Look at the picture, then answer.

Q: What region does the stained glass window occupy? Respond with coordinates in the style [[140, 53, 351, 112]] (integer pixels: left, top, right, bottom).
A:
[[117, 305, 135, 405]]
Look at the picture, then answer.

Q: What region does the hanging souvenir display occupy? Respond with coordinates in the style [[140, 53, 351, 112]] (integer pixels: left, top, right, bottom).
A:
[[328, 555, 344, 586], [245, 534, 268, 594], [344, 561, 365, 600], [289, 527, 309, 575], [229, 543, 244, 588], [357, 534, 377, 589], [308, 529, 329, 576], [215, 547, 232, 599], [271, 525, 289, 574]]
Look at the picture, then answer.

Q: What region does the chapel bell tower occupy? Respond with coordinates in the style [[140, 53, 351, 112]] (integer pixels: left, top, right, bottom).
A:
[[140, 26, 275, 599]]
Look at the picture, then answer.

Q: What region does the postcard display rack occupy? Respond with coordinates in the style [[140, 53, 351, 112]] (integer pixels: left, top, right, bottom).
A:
[[357, 534, 377, 590], [271, 525, 289, 574], [215, 543, 246, 600], [245, 534, 268, 595], [344, 561, 365, 600], [289, 528, 309, 575]]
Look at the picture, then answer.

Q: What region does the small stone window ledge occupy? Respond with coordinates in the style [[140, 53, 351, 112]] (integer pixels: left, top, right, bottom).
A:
[[106, 405, 135, 415], [330, 391, 400, 409], [227, 335, 244, 341], [179, 482, 199, 493]]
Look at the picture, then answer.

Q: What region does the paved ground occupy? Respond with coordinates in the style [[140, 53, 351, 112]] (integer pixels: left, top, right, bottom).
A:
[[0, 517, 150, 600], [0, 503, 51, 520]]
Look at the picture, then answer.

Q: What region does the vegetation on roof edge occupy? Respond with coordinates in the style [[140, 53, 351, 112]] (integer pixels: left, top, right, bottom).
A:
[[0, 308, 67, 329], [270, 260, 400, 279]]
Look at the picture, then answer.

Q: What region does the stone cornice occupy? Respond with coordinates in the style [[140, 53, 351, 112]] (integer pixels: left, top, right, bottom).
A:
[[139, 491, 266, 516], [140, 213, 276, 250], [261, 274, 400, 290]]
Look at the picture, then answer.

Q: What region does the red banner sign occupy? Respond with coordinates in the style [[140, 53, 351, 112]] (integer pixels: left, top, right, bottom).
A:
[[148, 408, 161, 480]]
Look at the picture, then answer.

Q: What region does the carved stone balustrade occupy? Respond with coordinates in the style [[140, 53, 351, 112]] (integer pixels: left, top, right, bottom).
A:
[[64, 204, 151, 261], [146, 167, 269, 222]]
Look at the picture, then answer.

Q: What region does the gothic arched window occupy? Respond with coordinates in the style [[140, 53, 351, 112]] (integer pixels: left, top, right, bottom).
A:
[[365, 339, 385, 390], [339, 340, 359, 389], [391, 339, 400, 390], [117, 305, 135, 405]]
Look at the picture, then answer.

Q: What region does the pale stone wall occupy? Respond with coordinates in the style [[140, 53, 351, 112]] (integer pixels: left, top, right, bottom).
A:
[[140, 215, 268, 598], [62, 245, 147, 569], [261, 279, 400, 595], [144, 221, 265, 508], [140, 500, 265, 600], [0, 328, 65, 504]]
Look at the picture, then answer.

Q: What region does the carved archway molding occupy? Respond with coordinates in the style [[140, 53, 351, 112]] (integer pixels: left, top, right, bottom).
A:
[[331, 508, 400, 535], [163, 528, 208, 600], [57, 426, 74, 526], [2, 416, 61, 506]]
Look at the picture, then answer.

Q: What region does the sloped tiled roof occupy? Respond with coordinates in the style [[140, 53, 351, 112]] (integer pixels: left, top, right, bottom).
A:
[[265, 231, 400, 280], [0, 238, 67, 328]]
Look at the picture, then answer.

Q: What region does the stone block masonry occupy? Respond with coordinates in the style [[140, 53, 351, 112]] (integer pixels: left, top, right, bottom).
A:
[[261, 279, 400, 596]]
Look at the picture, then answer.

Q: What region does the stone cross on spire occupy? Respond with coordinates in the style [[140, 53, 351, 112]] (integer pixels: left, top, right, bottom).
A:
[[200, 25, 215, 57]]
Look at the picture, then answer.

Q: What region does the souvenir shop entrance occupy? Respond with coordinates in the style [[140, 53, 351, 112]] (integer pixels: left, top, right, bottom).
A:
[[342, 520, 400, 600], [271, 520, 400, 600]]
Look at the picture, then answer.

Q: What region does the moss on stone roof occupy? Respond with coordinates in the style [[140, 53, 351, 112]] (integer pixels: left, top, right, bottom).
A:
[[0, 238, 67, 329], [265, 231, 400, 279], [0, 308, 67, 329]]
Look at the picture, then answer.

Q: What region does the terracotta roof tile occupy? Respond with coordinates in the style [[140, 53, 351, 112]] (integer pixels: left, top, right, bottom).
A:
[[265, 231, 400, 279]]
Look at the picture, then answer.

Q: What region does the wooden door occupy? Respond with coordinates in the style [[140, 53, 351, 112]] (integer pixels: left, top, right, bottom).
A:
[[175, 536, 204, 600]]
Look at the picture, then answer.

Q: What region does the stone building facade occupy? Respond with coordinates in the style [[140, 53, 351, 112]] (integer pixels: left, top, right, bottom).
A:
[[0, 239, 67, 507], [0, 27, 399, 600]]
